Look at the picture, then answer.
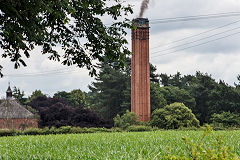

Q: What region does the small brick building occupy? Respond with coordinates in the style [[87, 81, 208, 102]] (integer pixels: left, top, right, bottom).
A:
[[0, 85, 38, 130]]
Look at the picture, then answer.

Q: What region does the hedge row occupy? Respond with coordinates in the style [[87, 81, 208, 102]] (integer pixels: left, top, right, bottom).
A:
[[1, 125, 239, 137], [0, 125, 158, 137]]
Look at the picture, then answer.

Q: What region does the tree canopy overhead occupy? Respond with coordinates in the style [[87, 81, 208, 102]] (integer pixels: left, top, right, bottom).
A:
[[0, 0, 133, 76]]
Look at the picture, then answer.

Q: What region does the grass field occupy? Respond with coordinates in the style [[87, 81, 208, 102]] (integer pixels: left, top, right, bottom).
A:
[[0, 130, 239, 159]]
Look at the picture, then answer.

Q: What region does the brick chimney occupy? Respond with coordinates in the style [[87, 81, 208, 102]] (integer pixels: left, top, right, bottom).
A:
[[131, 18, 150, 122]]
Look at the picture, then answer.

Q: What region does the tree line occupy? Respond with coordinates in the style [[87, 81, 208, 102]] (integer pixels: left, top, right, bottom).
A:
[[11, 59, 240, 128], [87, 59, 240, 127]]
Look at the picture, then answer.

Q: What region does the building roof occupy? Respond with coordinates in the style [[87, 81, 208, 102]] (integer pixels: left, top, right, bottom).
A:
[[0, 99, 35, 119], [6, 86, 12, 93]]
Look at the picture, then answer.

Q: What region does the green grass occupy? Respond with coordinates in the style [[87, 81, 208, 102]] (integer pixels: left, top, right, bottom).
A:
[[0, 130, 239, 159]]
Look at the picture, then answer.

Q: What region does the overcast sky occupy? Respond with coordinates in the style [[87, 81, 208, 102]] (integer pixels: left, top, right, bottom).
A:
[[1, 0, 240, 97]]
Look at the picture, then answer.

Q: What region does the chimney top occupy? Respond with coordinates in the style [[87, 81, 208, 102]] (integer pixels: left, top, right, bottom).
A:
[[133, 18, 149, 22], [133, 18, 149, 28]]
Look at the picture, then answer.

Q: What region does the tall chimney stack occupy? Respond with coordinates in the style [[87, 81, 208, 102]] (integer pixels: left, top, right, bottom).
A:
[[131, 18, 150, 122]]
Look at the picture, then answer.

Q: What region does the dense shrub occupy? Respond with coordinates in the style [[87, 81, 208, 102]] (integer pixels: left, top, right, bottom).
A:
[[210, 111, 240, 128], [85, 127, 110, 133], [0, 129, 18, 137], [113, 110, 139, 129], [29, 97, 113, 128], [150, 102, 200, 129], [28, 96, 68, 110], [58, 126, 72, 134], [0, 126, 125, 137], [126, 125, 156, 132], [23, 128, 41, 135]]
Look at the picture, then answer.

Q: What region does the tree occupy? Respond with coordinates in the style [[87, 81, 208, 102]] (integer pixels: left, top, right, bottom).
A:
[[159, 72, 182, 87], [88, 58, 160, 119], [53, 91, 69, 100], [113, 110, 138, 129], [150, 64, 160, 83], [150, 82, 196, 113], [150, 82, 167, 112], [53, 89, 88, 107], [12, 86, 26, 104], [27, 90, 46, 104], [68, 89, 87, 107], [159, 86, 196, 112], [159, 72, 218, 124], [208, 80, 240, 115], [234, 74, 240, 88], [0, 0, 133, 77], [187, 73, 227, 124], [159, 73, 170, 87], [158, 71, 240, 125], [150, 102, 200, 129], [29, 96, 112, 128], [28, 96, 67, 111], [88, 59, 131, 119], [210, 111, 240, 128]]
